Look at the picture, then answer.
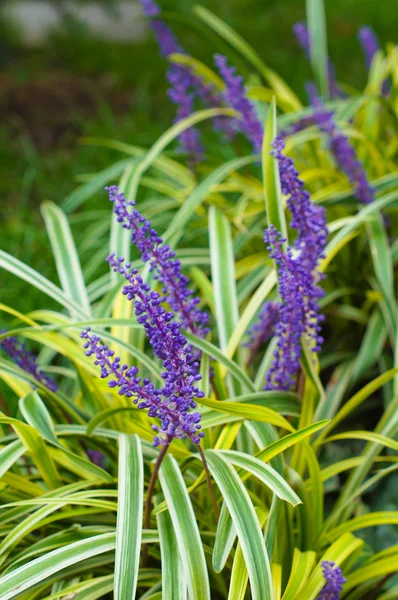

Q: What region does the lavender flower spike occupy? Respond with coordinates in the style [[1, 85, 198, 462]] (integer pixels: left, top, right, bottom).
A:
[[214, 54, 263, 153], [272, 135, 328, 269], [358, 26, 379, 70], [82, 254, 205, 446], [316, 561, 346, 600], [310, 92, 375, 205], [0, 334, 57, 392], [264, 137, 326, 390], [263, 227, 307, 391], [140, 0, 232, 157], [293, 21, 342, 99], [272, 136, 326, 347], [107, 185, 208, 337]]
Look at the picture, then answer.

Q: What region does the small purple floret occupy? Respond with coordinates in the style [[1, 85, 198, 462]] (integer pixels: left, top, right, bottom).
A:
[[316, 561, 346, 599], [214, 54, 263, 153], [107, 186, 208, 337], [87, 450, 105, 469], [0, 334, 57, 392]]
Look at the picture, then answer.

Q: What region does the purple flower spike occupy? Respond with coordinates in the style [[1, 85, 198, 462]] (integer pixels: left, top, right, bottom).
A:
[[84, 253, 206, 446], [82, 315, 204, 445], [310, 93, 375, 205], [140, 0, 161, 17], [293, 22, 311, 58], [245, 302, 280, 363], [140, 0, 233, 159], [293, 21, 342, 99], [263, 227, 308, 391], [272, 135, 328, 267], [263, 137, 326, 390], [0, 334, 57, 392], [107, 186, 208, 337], [358, 26, 379, 70], [316, 561, 346, 600], [214, 54, 263, 153]]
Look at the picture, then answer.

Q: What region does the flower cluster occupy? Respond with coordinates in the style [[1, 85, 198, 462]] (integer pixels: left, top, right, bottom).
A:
[[263, 136, 327, 390], [0, 334, 57, 392], [310, 93, 375, 205], [293, 22, 341, 99], [81, 256, 205, 446], [316, 561, 346, 600], [245, 302, 280, 364], [272, 135, 328, 266], [263, 227, 322, 390], [140, 0, 232, 159], [214, 54, 263, 153], [107, 185, 208, 337]]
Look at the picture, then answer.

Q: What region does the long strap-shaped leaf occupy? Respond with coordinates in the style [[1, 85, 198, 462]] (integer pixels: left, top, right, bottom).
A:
[[205, 450, 273, 600], [218, 450, 301, 506], [41, 201, 91, 317], [155, 495, 186, 600], [0, 532, 116, 600], [0, 251, 88, 319], [158, 455, 210, 600], [209, 206, 240, 352], [306, 0, 329, 98], [114, 434, 143, 600]]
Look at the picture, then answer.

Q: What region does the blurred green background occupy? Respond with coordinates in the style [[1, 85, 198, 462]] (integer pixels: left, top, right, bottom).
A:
[[1, 0, 396, 312]]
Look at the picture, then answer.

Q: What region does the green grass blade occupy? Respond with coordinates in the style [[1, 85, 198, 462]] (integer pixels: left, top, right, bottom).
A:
[[205, 450, 273, 600], [0, 533, 116, 600], [164, 155, 256, 245], [209, 206, 239, 352], [213, 503, 237, 573], [219, 450, 301, 505], [155, 495, 186, 600], [114, 434, 143, 600], [62, 158, 136, 212], [306, 0, 329, 98], [159, 455, 210, 600], [41, 201, 91, 317], [194, 5, 301, 110], [20, 391, 60, 447], [0, 440, 25, 478], [0, 251, 87, 318], [184, 331, 255, 392], [262, 97, 287, 237]]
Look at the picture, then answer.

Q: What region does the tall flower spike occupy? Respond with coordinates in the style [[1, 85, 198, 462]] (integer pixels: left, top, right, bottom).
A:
[[263, 227, 308, 391], [358, 26, 389, 95], [107, 185, 209, 337], [358, 26, 379, 70], [214, 54, 263, 153], [0, 334, 57, 392], [81, 260, 205, 447], [293, 21, 342, 99], [263, 137, 327, 390], [140, 0, 232, 157], [316, 561, 346, 600], [271, 135, 328, 267], [310, 91, 375, 205]]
